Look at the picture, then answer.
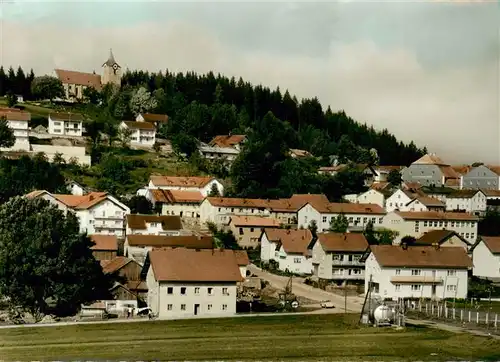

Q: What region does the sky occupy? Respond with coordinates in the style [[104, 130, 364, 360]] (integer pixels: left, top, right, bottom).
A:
[[0, 0, 499, 164]]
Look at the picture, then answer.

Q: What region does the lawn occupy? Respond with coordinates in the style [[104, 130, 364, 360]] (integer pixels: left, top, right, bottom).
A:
[[0, 314, 499, 361]]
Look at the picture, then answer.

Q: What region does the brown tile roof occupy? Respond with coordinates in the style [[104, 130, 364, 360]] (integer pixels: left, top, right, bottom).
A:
[[395, 211, 478, 221], [319, 165, 346, 172], [289, 194, 330, 209], [370, 245, 473, 268], [90, 234, 118, 251], [150, 176, 214, 188], [102, 257, 134, 274], [264, 229, 313, 255], [149, 248, 243, 282], [444, 178, 460, 187], [49, 112, 84, 122], [207, 197, 271, 208], [409, 196, 445, 207], [307, 202, 386, 215], [230, 216, 280, 227], [141, 113, 169, 123], [289, 149, 312, 158], [481, 189, 500, 197], [127, 235, 214, 248], [439, 166, 460, 179], [209, 135, 246, 148], [480, 236, 500, 254], [413, 154, 448, 166], [316, 233, 369, 252], [402, 182, 422, 190], [126, 214, 182, 231], [415, 230, 468, 246], [52, 192, 109, 210], [123, 121, 155, 130], [448, 190, 484, 199], [234, 250, 250, 266], [150, 189, 204, 204], [25, 190, 47, 199], [452, 165, 472, 175], [0, 109, 31, 121], [55, 69, 102, 90], [486, 166, 500, 175]]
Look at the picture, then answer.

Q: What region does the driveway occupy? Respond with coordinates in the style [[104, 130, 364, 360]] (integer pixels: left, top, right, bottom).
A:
[[248, 264, 364, 313]]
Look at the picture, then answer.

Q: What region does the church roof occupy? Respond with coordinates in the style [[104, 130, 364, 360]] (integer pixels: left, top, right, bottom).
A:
[[103, 48, 120, 68], [55, 69, 102, 90]]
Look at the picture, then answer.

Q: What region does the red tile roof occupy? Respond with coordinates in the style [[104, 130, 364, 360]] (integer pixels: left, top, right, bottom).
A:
[[150, 189, 204, 204], [150, 176, 214, 188], [126, 235, 214, 248], [90, 234, 118, 251], [395, 211, 478, 221], [52, 192, 109, 210], [141, 113, 169, 123], [0, 109, 31, 121], [102, 257, 135, 274], [316, 233, 368, 252], [209, 135, 246, 148], [306, 202, 386, 215], [55, 69, 102, 90], [230, 216, 280, 227], [264, 229, 313, 255], [480, 236, 500, 254], [123, 121, 155, 130]]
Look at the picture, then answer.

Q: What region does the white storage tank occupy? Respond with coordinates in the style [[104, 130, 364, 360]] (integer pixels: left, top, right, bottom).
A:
[[373, 305, 394, 326]]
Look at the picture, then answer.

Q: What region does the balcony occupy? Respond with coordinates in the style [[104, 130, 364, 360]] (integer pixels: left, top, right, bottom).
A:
[[93, 215, 124, 220], [332, 259, 364, 266], [94, 221, 124, 229], [390, 276, 443, 284], [331, 274, 364, 280]]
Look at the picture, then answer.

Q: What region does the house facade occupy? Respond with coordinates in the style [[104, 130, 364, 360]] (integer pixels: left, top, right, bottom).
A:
[[0, 108, 30, 151], [461, 165, 500, 190], [404, 196, 446, 212], [344, 189, 386, 209], [126, 214, 185, 236], [401, 154, 460, 187], [199, 135, 246, 163], [364, 244, 472, 300], [146, 248, 242, 319], [48, 112, 84, 137], [445, 190, 487, 215], [148, 176, 223, 198], [472, 236, 500, 280], [120, 121, 156, 148], [228, 216, 281, 249], [415, 230, 470, 251], [311, 233, 368, 283]]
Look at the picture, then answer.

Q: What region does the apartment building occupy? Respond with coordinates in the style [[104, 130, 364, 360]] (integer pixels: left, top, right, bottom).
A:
[[48, 112, 84, 137], [228, 216, 281, 249], [0, 107, 30, 151], [120, 121, 156, 148], [445, 189, 487, 216], [150, 189, 204, 219]]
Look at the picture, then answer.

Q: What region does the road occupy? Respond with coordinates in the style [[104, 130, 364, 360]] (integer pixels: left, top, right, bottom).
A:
[[248, 264, 364, 313]]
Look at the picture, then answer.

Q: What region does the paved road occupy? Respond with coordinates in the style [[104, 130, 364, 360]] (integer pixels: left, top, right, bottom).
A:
[[248, 264, 364, 313], [406, 318, 500, 340]]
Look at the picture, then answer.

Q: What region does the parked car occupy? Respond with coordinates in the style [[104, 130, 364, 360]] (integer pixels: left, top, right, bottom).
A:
[[320, 300, 335, 309]]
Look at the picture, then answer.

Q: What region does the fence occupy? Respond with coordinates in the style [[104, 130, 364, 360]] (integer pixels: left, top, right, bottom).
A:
[[405, 299, 499, 334]]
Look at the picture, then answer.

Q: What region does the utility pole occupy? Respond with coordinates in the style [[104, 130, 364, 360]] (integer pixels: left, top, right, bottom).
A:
[[344, 283, 347, 313]]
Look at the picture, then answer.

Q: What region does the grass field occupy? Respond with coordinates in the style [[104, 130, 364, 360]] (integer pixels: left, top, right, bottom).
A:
[[0, 314, 499, 361]]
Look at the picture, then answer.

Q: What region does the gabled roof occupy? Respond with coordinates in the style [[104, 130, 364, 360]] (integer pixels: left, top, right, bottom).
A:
[[55, 69, 102, 90], [480, 189, 500, 197], [150, 189, 204, 204], [209, 135, 246, 148], [289, 149, 312, 158], [316, 233, 368, 253], [90, 234, 118, 251], [234, 250, 250, 266], [369, 245, 472, 268], [416, 229, 470, 246], [479, 236, 500, 254], [407, 196, 445, 208], [150, 175, 214, 188], [140, 113, 169, 123], [122, 121, 155, 130], [0, 109, 31, 121], [302, 201, 386, 215], [412, 154, 448, 166], [49, 112, 84, 122], [230, 216, 280, 227], [447, 189, 485, 199], [126, 235, 214, 248], [395, 211, 478, 221], [102, 257, 137, 274], [126, 214, 182, 231], [52, 192, 112, 210], [263, 229, 313, 255], [149, 248, 243, 282]]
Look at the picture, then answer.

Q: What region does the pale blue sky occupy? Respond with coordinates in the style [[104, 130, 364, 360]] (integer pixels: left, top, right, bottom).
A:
[[1, 1, 499, 163]]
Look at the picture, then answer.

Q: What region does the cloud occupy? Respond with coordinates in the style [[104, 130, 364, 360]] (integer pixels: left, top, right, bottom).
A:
[[0, 2, 498, 164]]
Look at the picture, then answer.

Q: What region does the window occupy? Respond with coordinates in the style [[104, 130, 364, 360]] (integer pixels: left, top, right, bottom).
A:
[[207, 304, 212, 311], [423, 221, 428, 227], [411, 285, 421, 291], [466, 233, 470, 238], [53, 121, 61, 126], [195, 287, 200, 295], [180, 287, 186, 295], [395, 284, 401, 291], [167, 287, 173, 294], [411, 269, 421, 276], [222, 304, 228, 311], [181, 304, 186, 311], [250, 227, 254, 232], [447, 270, 456, 276], [378, 218, 383, 224], [293, 257, 302, 264], [395, 269, 401, 275], [239, 228, 244, 235], [208, 287, 214, 295], [471, 233, 475, 239], [322, 216, 327, 223], [447, 285, 457, 292], [222, 288, 229, 295], [333, 254, 342, 261], [167, 304, 173, 311]]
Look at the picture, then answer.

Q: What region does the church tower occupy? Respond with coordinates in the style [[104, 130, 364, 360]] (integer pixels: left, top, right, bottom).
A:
[[101, 48, 122, 87]]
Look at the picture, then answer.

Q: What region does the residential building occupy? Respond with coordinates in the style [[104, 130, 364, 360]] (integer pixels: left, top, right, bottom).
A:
[[198, 134, 246, 163], [136, 113, 169, 128], [385, 188, 427, 212], [401, 154, 460, 188], [461, 165, 500, 190], [90, 234, 118, 261], [297, 201, 386, 232], [0, 108, 30, 151], [119, 121, 156, 148], [414, 230, 470, 250], [373, 166, 406, 183], [472, 236, 500, 280], [150, 189, 204, 219], [382, 211, 479, 245], [445, 190, 487, 216], [234, 250, 250, 279], [146, 248, 243, 319], [344, 189, 386, 209], [26, 190, 130, 237], [404, 196, 446, 212], [260, 229, 314, 275], [48, 112, 84, 136], [126, 214, 186, 236], [289, 149, 312, 159], [147, 176, 223, 197], [228, 216, 281, 249], [66, 180, 88, 196], [124, 235, 214, 265], [101, 257, 145, 300], [364, 244, 472, 300], [311, 233, 369, 283]]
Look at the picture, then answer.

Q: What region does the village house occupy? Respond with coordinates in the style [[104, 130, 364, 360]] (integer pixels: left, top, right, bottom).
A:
[[234, 250, 250, 279], [124, 234, 214, 265], [101, 256, 146, 301], [364, 244, 472, 300], [289, 149, 312, 159], [373, 166, 406, 183], [0, 107, 30, 151], [146, 248, 243, 319], [445, 189, 487, 215], [472, 236, 500, 280], [147, 176, 223, 198], [297, 201, 386, 232], [382, 211, 479, 245], [344, 188, 387, 209], [228, 216, 281, 249], [414, 230, 470, 250], [385, 189, 427, 213], [66, 180, 88, 196], [54, 49, 121, 102], [135, 113, 169, 128], [403, 196, 446, 212], [460, 165, 500, 190], [119, 121, 156, 148], [198, 134, 246, 163], [260, 229, 314, 275], [150, 189, 204, 219], [401, 154, 460, 188], [25, 190, 130, 237], [126, 214, 185, 236], [90, 234, 118, 261], [311, 233, 369, 284], [48, 112, 84, 137]]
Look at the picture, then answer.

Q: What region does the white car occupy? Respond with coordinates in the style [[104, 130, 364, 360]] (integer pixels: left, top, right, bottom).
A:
[[320, 300, 335, 309]]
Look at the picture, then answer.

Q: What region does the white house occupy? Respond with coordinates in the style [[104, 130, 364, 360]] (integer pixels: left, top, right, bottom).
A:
[[386, 189, 424, 212], [311, 233, 369, 283], [48, 112, 84, 137], [403, 196, 446, 212], [364, 244, 472, 300], [373, 166, 405, 183], [148, 176, 223, 198], [198, 134, 246, 163], [343, 189, 386, 208], [445, 190, 487, 216], [146, 248, 243, 319], [260, 229, 314, 275], [150, 189, 204, 219], [120, 121, 156, 148], [136, 113, 168, 127], [26, 190, 130, 237], [126, 214, 186, 236], [66, 180, 88, 196], [297, 201, 386, 232], [382, 211, 479, 245], [472, 236, 500, 280], [0, 108, 30, 151]]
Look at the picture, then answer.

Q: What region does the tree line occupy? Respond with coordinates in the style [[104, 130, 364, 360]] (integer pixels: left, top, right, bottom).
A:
[[0, 66, 36, 100]]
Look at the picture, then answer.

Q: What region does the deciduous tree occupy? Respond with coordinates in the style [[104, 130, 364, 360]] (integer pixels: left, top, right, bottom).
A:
[[329, 213, 348, 233], [31, 76, 64, 101]]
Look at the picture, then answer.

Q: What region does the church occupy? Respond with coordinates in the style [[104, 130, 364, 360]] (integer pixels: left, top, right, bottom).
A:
[[54, 49, 121, 102]]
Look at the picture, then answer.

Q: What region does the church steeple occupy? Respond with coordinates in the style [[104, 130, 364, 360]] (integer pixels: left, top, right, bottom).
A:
[[101, 48, 122, 87], [103, 48, 119, 68]]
